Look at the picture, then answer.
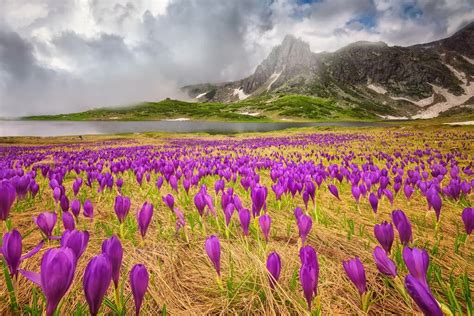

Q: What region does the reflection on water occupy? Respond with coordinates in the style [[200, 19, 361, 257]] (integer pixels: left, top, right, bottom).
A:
[[0, 120, 388, 137]]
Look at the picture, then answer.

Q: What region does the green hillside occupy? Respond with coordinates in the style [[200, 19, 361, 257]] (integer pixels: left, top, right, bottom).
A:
[[24, 94, 379, 122]]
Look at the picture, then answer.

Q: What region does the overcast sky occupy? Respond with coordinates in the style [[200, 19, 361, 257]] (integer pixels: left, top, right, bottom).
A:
[[0, 0, 473, 117]]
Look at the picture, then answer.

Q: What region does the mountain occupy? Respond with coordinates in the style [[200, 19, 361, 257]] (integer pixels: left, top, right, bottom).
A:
[[183, 22, 474, 119]]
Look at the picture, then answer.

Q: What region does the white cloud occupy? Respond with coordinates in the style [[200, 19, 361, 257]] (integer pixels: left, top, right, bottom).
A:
[[0, 0, 472, 116]]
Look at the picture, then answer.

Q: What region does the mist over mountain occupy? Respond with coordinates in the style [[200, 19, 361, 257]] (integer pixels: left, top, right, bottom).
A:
[[184, 22, 474, 119]]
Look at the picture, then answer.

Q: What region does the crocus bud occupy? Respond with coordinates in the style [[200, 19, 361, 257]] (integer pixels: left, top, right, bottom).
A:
[[60, 195, 69, 213], [352, 185, 361, 203], [266, 252, 281, 288], [373, 246, 397, 277], [233, 195, 243, 211], [34, 212, 57, 237], [299, 246, 319, 310], [462, 207, 473, 235], [259, 214, 271, 242], [205, 235, 221, 276], [194, 192, 207, 216], [83, 199, 94, 219], [342, 257, 367, 295], [374, 221, 394, 253], [62, 211, 75, 231], [328, 184, 340, 200], [162, 194, 174, 211], [294, 207, 303, 220], [61, 230, 89, 259], [297, 214, 312, 245], [156, 176, 163, 190], [405, 275, 442, 316], [427, 190, 442, 221], [238, 208, 251, 236], [251, 185, 267, 217], [130, 264, 149, 316], [1, 229, 21, 277], [53, 187, 61, 203], [392, 210, 413, 245], [83, 254, 112, 316], [114, 195, 131, 223], [137, 202, 153, 238], [0, 181, 16, 220], [369, 192, 378, 213], [2, 229, 43, 278], [402, 247, 429, 286], [71, 199, 81, 217], [223, 203, 235, 227], [102, 235, 123, 289]]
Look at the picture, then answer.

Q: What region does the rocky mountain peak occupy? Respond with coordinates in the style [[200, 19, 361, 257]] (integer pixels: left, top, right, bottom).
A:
[[258, 35, 313, 75]]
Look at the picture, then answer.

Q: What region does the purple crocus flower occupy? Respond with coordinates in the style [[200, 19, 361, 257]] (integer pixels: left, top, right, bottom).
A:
[[294, 207, 303, 220], [13, 175, 30, 198], [30, 182, 39, 197], [259, 214, 271, 242], [392, 210, 413, 245], [137, 202, 153, 238], [404, 184, 414, 200], [427, 190, 442, 221], [351, 185, 361, 203], [238, 208, 251, 236], [205, 235, 221, 276], [71, 199, 81, 218], [251, 185, 267, 217], [266, 252, 281, 289], [223, 203, 235, 227], [156, 176, 163, 190], [60, 229, 89, 259], [130, 264, 149, 316], [461, 207, 473, 235], [299, 246, 319, 310], [62, 211, 75, 231], [214, 179, 225, 194], [194, 191, 207, 216], [53, 187, 61, 203], [34, 212, 57, 237], [402, 247, 429, 286], [21, 248, 77, 316], [0, 180, 16, 221], [342, 257, 367, 295], [60, 195, 69, 213], [233, 195, 243, 211], [328, 184, 340, 200], [297, 214, 313, 245], [1, 229, 43, 278], [102, 235, 123, 289], [162, 194, 175, 211], [373, 246, 397, 277], [83, 199, 94, 219], [368, 193, 378, 213], [83, 254, 112, 316], [374, 221, 394, 253], [72, 178, 82, 196], [405, 275, 442, 316], [114, 195, 131, 223]]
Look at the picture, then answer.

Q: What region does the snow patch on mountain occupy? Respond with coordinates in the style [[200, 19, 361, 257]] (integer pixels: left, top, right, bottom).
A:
[[233, 88, 249, 100]]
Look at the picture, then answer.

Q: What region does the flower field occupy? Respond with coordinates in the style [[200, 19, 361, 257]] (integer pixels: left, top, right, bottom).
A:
[[0, 127, 473, 315]]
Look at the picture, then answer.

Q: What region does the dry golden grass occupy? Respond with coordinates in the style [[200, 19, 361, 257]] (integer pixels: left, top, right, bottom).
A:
[[0, 126, 473, 315]]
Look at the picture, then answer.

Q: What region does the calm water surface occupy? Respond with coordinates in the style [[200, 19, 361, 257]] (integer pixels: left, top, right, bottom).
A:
[[0, 120, 388, 137]]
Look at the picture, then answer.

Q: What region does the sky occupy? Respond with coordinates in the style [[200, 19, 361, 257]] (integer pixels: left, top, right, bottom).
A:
[[0, 0, 473, 117]]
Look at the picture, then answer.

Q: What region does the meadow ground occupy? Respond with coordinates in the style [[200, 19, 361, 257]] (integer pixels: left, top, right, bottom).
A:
[[0, 125, 473, 315]]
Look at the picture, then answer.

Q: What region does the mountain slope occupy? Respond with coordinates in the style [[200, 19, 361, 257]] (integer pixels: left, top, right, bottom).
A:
[[183, 22, 474, 119]]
